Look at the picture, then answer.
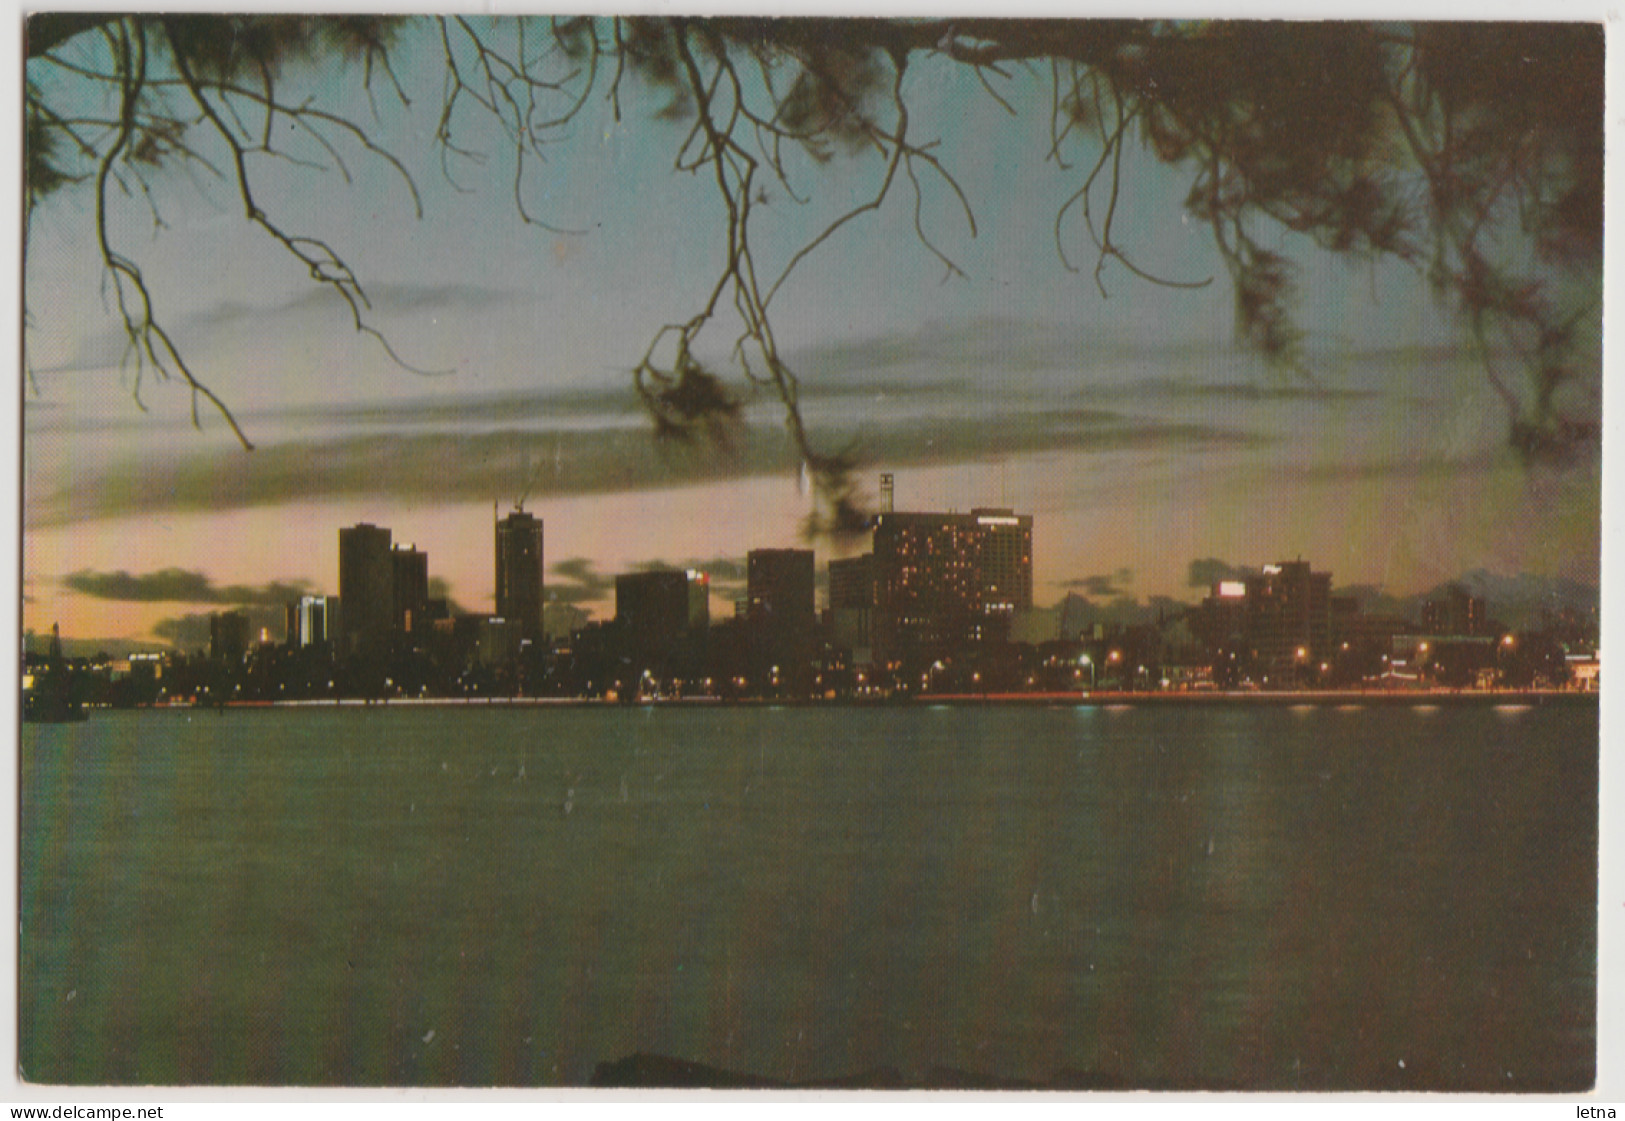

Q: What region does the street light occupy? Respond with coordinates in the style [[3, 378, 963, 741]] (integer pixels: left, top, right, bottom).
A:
[[1078, 653, 1095, 690]]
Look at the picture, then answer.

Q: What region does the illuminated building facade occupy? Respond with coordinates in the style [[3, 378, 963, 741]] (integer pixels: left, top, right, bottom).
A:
[[1244, 561, 1332, 669], [871, 507, 1033, 662], [286, 595, 332, 648], [972, 510, 1035, 615], [495, 508, 545, 640], [1195, 580, 1250, 650]]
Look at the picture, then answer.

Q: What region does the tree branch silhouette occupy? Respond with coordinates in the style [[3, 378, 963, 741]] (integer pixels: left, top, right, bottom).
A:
[[25, 16, 1603, 515]]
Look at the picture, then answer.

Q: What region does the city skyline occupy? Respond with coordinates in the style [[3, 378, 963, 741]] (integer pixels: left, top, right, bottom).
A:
[[28, 504, 1596, 708], [20, 16, 1602, 653], [15, 16, 1609, 1098], [27, 492, 1600, 659]]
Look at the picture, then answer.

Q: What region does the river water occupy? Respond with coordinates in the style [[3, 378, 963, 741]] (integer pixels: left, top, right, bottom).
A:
[[19, 701, 1597, 1090]]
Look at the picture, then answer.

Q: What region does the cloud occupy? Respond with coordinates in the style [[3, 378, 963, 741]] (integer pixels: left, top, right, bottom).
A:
[[1289, 453, 1505, 483], [42, 381, 964, 437], [1051, 590, 1188, 632], [1330, 583, 1417, 620], [548, 557, 616, 605], [150, 613, 216, 651], [31, 409, 1270, 528], [47, 285, 533, 374], [790, 319, 1467, 395], [546, 554, 750, 608], [244, 386, 645, 428], [426, 576, 469, 616], [209, 284, 526, 328], [793, 318, 1118, 384], [633, 555, 748, 586], [151, 604, 285, 650], [1061, 568, 1134, 598], [64, 568, 308, 605], [1186, 558, 1254, 588], [687, 557, 747, 582], [1129, 378, 1381, 403]]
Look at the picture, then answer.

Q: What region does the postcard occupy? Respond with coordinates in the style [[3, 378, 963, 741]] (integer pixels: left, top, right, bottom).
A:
[[15, 12, 1606, 1097]]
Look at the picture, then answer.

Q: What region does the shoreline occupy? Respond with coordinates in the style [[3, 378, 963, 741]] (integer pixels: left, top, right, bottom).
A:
[[95, 688, 1600, 713]]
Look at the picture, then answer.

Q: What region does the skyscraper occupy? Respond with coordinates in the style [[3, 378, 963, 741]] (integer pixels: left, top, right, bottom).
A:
[[287, 594, 332, 648], [1243, 560, 1332, 669], [971, 509, 1034, 615], [392, 544, 429, 635], [210, 610, 249, 665], [828, 553, 875, 652], [747, 548, 816, 686], [338, 523, 393, 655], [746, 549, 816, 632], [686, 570, 711, 631], [495, 507, 545, 640], [870, 507, 1033, 662], [615, 570, 692, 647]]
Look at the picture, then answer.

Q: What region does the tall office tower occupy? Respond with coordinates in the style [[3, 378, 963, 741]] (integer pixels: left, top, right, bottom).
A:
[[338, 523, 394, 655], [828, 554, 876, 653], [392, 544, 429, 634], [871, 507, 1033, 662], [686, 570, 712, 631], [495, 507, 545, 640], [297, 595, 331, 647], [1195, 579, 1250, 651], [747, 548, 816, 683], [970, 509, 1034, 616], [210, 610, 249, 665], [747, 549, 816, 632], [615, 570, 692, 648], [1243, 560, 1333, 669]]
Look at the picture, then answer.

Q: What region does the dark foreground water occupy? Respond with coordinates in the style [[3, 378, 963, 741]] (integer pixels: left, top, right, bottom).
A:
[[20, 701, 1596, 1090]]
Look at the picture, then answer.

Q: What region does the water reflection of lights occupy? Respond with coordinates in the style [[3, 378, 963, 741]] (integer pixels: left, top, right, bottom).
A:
[[1494, 704, 1532, 716]]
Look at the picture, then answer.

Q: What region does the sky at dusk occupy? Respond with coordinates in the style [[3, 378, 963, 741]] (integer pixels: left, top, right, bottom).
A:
[[18, 14, 1605, 650]]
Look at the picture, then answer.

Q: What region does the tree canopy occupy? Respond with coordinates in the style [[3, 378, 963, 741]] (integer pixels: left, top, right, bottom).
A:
[[23, 15, 1603, 532]]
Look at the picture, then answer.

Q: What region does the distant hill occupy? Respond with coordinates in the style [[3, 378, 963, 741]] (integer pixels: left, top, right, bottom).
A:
[[1338, 570, 1598, 631], [1049, 569, 1598, 635], [1444, 569, 1599, 626]]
